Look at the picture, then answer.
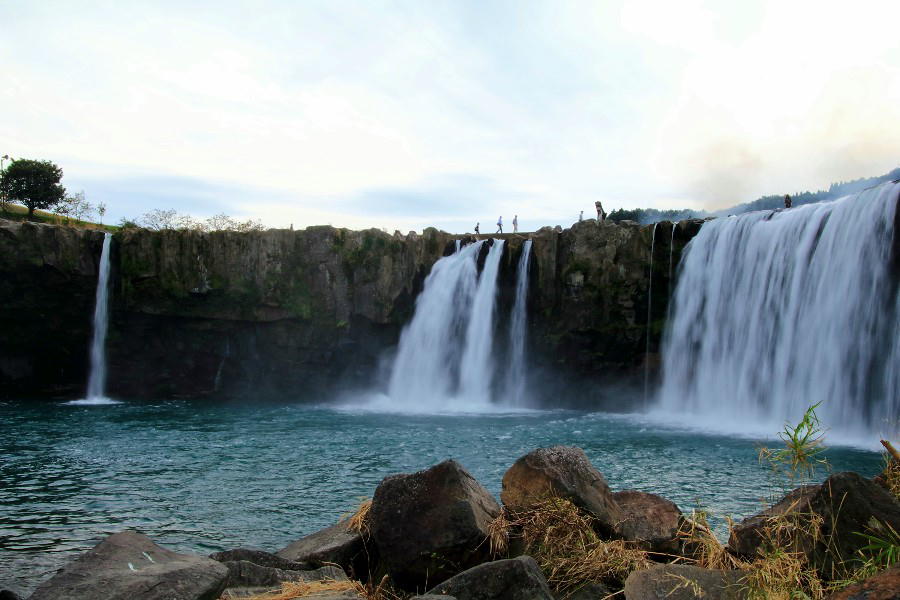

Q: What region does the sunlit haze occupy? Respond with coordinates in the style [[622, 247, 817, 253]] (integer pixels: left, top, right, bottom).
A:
[[3, 0, 899, 232]]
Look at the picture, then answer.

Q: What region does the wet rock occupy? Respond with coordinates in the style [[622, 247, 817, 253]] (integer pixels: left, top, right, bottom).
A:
[[613, 490, 682, 554], [210, 548, 312, 571], [370, 459, 501, 589], [728, 484, 820, 558], [0, 590, 22, 600], [623, 564, 745, 599], [825, 564, 900, 599], [558, 582, 614, 600], [501, 446, 624, 537], [276, 519, 371, 579], [28, 530, 228, 600], [426, 556, 554, 600]]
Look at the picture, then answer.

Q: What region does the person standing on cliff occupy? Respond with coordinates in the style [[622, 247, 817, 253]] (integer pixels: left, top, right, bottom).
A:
[[595, 200, 605, 221], [784, 194, 792, 209], [474, 222, 480, 235], [496, 216, 503, 233], [579, 210, 583, 222], [512, 215, 518, 233]]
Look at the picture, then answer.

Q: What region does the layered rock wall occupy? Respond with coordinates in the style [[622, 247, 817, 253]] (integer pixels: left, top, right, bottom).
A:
[[0, 218, 703, 401]]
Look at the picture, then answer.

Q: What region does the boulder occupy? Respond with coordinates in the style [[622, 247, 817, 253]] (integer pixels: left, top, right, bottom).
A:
[[825, 564, 900, 599], [220, 562, 346, 589], [559, 582, 615, 600], [210, 548, 312, 571], [728, 485, 819, 558], [729, 473, 900, 573], [613, 490, 682, 554], [426, 556, 554, 600], [276, 519, 372, 578], [623, 564, 745, 600], [28, 531, 228, 600], [501, 446, 624, 537], [0, 591, 22, 600], [370, 459, 501, 589]]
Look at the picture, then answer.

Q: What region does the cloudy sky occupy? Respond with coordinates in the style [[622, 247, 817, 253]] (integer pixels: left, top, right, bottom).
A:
[[3, 0, 899, 232]]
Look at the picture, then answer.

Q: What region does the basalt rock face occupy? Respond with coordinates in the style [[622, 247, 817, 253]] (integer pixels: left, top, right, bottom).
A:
[[0, 220, 106, 398], [0, 218, 703, 401]]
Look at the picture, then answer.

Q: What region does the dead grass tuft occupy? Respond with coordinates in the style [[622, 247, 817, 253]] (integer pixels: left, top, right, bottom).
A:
[[345, 499, 372, 538], [231, 579, 359, 600], [676, 510, 746, 571], [495, 497, 650, 593]]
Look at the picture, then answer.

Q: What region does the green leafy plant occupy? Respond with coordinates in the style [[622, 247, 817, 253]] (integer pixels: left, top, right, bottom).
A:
[[759, 402, 829, 485]]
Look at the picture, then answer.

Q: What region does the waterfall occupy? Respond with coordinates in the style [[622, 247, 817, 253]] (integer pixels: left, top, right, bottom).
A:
[[505, 240, 532, 406], [381, 239, 506, 411], [643, 223, 658, 405], [70, 233, 117, 405], [458, 239, 506, 404], [656, 181, 900, 444]]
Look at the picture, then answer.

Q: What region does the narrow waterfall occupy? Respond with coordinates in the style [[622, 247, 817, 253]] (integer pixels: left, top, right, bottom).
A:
[[656, 181, 900, 443], [505, 240, 532, 406], [383, 239, 507, 411], [85, 233, 113, 401], [643, 223, 658, 404]]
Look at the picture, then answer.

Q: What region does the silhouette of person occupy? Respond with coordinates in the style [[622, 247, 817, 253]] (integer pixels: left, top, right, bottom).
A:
[[784, 194, 792, 209], [512, 215, 518, 233], [595, 201, 605, 221], [496, 216, 503, 233], [579, 210, 583, 222], [474, 222, 480, 235]]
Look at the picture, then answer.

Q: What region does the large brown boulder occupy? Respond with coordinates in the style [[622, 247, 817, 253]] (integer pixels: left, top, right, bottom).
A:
[[426, 556, 554, 600], [370, 460, 501, 590], [276, 519, 372, 579], [623, 564, 745, 599], [501, 446, 624, 537], [29, 531, 228, 600], [728, 484, 820, 558], [613, 490, 682, 554], [729, 473, 900, 575], [825, 564, 900, 599]]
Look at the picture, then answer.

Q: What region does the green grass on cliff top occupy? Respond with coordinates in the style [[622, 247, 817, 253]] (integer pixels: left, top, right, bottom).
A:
[[0, 202, 117, 232]]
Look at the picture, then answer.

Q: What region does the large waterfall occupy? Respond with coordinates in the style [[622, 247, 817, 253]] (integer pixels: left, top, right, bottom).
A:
[[70, 233, 117, 405], [363, 238, 531, 412], [505, 239, 532, 406], [656, 181, 900, 444]]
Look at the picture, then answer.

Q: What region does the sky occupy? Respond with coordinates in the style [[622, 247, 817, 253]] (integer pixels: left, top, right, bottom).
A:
[[3, 0, 899, 233]]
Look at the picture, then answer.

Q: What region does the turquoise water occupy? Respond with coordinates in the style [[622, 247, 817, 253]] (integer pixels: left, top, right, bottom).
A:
[[0, 399, 883, 596]]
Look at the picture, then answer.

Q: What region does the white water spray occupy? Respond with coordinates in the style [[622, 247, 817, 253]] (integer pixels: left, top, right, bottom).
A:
[[656, 182, 900, 443], [505, 240, 532, 406], [69, 233, 119, 405]]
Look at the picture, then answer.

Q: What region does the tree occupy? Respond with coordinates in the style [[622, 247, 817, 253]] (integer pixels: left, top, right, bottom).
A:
[[0, 159, 66, 218], [97, 202, 107, 224]]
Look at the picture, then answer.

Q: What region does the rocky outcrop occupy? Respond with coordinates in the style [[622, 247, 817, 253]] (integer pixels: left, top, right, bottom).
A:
[[501, 446, 624, 537], [28, 531, 228, 600], [623, 564, 745, 600], [276, 519, 371, 579], [825, 564, 900, 599], [613, 490, 682, 554], [0, 217, 704, 401], [728, 484, 819, 558], [370, 459, 501, 589], [425, 556, 554, 600], [209, 548, 311, 571]]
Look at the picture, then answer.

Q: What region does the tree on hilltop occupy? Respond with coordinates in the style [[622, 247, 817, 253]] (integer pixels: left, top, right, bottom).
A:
[[0, 159, 67, 218]]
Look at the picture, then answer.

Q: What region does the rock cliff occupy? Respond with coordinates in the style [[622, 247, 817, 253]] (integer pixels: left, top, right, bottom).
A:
[[0, 218, 703, 402]]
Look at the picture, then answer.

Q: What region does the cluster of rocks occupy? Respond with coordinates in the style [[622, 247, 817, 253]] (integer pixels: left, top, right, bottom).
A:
[[5, 446, 900, 600]]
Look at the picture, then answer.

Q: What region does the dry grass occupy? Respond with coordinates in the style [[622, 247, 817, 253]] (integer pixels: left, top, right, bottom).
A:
[[676, 510, 746, 571], [345, 499, 372, 538], [880, 457, 900, 502], [488, 497, 650, 593], [228, 579, 359, 600]]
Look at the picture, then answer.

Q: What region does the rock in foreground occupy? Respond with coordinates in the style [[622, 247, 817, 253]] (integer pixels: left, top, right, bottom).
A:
[[623, 564, 745, 599], [370, 459, 501, 589], [426, 556, 554, 600], [276, 519, 371, 579], [501, 446, 624, 537], [613, 490, 682, 554], [29, 531, 228, 600]]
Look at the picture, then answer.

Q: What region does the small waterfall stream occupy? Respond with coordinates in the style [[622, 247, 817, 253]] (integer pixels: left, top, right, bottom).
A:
[[71, 233, 117, 405], [643, 223, 658, 405], [656, 181, 900, 443], [505, 240, 532, 406]]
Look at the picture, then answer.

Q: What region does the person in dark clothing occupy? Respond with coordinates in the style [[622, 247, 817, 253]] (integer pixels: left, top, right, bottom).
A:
[[474, 222, 480, 234], [595, 200, 605, 221], [784, 194, 792, 209]]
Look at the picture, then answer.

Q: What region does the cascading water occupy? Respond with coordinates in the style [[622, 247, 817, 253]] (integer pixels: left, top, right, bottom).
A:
[[643, 222, 658, 404], [505, 240, 532, 406], [655, 181, 900, 444], [70, 233, 117, 405], [379, 239, 506, 411]]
